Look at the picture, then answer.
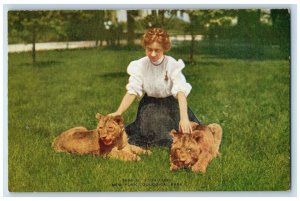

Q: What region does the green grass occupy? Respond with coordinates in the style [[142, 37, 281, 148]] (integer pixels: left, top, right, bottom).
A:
[[8, 47, 290, 192]]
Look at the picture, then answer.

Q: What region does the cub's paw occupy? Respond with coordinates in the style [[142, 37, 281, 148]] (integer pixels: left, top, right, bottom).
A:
[[134, 155, 141, 161], [127, 154, 141, 161], [170, 163, 180, 171], [145, 150, 152, 155], [192, 164, 206, 173]]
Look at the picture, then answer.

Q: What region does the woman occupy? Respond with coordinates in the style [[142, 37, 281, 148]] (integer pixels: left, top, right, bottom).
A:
[[109, 28, 201, 147]]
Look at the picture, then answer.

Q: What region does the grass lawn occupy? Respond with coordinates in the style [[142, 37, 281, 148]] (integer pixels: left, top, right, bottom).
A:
[[8, 46, 290, 192]]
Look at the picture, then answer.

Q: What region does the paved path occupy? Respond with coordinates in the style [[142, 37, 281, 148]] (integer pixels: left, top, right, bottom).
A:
[[8, 35, 202, 53], [8, 41, 101, 53]]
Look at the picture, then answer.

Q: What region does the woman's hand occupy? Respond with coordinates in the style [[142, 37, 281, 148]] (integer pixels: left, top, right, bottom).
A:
[[179, 119, 192, 134], [108, 111, 122, 117]]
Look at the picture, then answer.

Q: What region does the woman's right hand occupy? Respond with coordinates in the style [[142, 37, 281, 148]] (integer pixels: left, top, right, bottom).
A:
[[108, 111, 122, 117]]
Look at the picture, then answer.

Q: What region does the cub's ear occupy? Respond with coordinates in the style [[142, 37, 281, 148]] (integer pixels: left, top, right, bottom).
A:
[[113, 115, 124, 126], [95, 113, 103, 120], [170, 129, 180, 138], [192, 130, 203, 143]]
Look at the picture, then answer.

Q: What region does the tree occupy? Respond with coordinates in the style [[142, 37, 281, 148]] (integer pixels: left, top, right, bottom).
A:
[[236, 9, 261, 42], [270, 9, 290, 56], [93, 10, 106, 47], [184, 10, 211, 63], [58, 11, 105, 45], [126, 10, 139, 46], [140, 10, 178, 29], [8, 11, 62, 63], [184, 10, 237, 63]]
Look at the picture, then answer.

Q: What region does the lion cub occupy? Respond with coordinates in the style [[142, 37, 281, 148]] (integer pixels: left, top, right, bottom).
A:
[[52, 113, 150, 161], [170, 122, 222, 173]]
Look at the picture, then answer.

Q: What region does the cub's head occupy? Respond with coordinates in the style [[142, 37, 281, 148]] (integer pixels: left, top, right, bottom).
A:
[[170, 129, 201, 168], [95, 113, 124, 146]]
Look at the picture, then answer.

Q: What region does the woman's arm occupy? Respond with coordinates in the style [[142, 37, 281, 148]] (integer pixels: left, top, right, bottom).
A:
[[177, 91, 192, 133], [109, 93, 137, 116]]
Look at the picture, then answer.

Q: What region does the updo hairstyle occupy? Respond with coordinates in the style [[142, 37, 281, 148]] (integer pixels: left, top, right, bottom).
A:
[[141, 28, 171, 52]]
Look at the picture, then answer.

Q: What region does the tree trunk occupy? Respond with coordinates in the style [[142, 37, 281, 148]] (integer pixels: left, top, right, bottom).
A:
[[158, 10, 165, 26], [127, 10, 136, 46], [189, 32, 195, 63], [32, 27, 36, 63]]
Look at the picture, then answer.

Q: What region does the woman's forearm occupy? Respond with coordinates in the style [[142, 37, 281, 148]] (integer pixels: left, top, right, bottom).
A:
[[115, 93, 137, 115], [177, 91, 192, 133], [177, 91, 189, 121]]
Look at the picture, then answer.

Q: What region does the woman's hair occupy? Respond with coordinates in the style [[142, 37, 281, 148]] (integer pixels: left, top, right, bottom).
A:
[[141, 28, 171, 52]]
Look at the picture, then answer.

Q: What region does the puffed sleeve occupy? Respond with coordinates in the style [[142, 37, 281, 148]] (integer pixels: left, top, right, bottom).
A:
[[168, 59, 192, 98], [126, 61, 144, 97]]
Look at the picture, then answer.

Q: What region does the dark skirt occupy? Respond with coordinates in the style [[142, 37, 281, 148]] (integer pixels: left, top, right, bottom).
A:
[[125, 94, 202, 147]]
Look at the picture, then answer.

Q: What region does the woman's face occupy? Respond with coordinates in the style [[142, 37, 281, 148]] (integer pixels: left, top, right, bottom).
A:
[[145, 42, 164, 62]]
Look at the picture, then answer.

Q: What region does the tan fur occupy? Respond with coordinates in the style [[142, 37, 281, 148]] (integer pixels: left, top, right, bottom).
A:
[[170, 122, 222, 173], [52, 127, 99, 155], [52, 113, 151, 161]]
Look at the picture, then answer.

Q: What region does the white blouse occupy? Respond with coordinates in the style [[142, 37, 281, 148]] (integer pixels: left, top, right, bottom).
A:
[[126, 55, 192, 98]]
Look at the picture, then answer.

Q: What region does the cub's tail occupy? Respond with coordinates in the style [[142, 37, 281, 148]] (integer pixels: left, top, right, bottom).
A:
[[52, 135, 65, 152]]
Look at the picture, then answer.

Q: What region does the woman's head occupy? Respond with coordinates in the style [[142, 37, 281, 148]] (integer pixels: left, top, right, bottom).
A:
[[142, 28, 171, 62]]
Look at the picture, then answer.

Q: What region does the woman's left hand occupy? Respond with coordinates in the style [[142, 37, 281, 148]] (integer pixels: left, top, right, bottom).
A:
[[179, 119, 192, 134]]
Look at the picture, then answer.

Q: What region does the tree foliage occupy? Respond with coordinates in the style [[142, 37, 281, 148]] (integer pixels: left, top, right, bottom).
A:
[[271, 9, 290, 55], [8, 11, 63, 63], [8, 9, 290, 62], [184, 10, 237, 62]]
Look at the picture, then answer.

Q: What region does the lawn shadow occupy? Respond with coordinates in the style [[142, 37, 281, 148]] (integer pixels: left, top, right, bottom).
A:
[[173, 40, 290, 61], [183, 60, 221, 66], [22, 60, 63, 68], [98, 72, 127, 79]]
